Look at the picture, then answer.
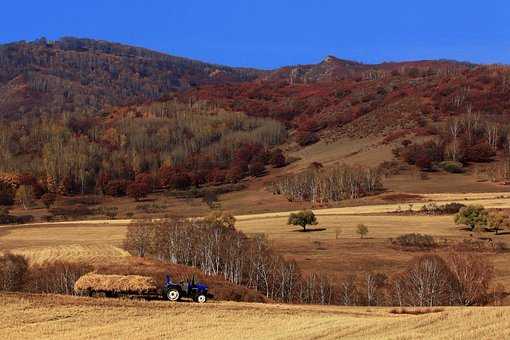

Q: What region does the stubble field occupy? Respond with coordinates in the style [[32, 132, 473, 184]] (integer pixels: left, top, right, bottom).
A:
[[2, 293, 510, 340]]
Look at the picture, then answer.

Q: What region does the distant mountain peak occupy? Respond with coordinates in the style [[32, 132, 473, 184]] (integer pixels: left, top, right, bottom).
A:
[[322, 55, 339, 63], [320, 55, 363, 66]]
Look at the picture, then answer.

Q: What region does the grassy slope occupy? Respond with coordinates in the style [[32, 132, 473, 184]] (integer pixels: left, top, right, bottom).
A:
[[2, 293, 510, 340]]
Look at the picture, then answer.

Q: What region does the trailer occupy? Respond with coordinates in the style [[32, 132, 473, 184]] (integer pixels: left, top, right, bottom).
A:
[[74, 273, 212, 303]]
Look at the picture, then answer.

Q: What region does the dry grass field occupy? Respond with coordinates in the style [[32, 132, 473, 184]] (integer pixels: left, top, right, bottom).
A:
[[0, 223, 127, 262], [3, 192, 510, 339], [2, 293, 510, 340], [233, 198, 510, 287], [4, 192, 510, 285]]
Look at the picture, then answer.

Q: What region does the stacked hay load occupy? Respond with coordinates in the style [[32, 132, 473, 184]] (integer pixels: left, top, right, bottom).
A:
[[74, 273, 158, 295]]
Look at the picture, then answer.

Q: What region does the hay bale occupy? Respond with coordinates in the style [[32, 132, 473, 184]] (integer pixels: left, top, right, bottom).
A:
[[74, 273, 157, 294]]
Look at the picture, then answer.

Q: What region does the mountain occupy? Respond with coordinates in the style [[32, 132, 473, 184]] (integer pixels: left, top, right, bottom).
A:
[[263, 55, 473, 83], [0, 37, 264, 118], [2, 37, 510, 199], [181, 59, 510, 141]]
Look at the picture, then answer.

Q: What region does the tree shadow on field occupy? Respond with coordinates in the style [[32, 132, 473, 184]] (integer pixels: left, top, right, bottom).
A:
[[292, 228, 327, 233]]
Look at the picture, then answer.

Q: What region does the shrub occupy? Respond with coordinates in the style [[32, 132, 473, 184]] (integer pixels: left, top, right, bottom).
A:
[[455, 205, 488, 231], [166, 183, 246, 199], [441, 203, 466, 214], [25, 261, 93, 295], [248, 161, 266, 177], [127, 182, 150, 201], [104, 180, 129, 197], [439, 161, 464, 173], [49, 205, 94, 220], [99, 207, 118, 219], [136, 203, 168, 213], [269, 149, 287, 168], [41, 192, 57, 209], [0, 253, 28, 291], [398, 141, 444, 169], [295, 131, 319, 146], [0, 182, 15, 206], [393, 234, 436, 249], [420, 202, 466, 215], [463, 143, 495, 163], [15, 185, 35, 209], [62, 196, 102, 206], [378, 161, 402, 177], [15, 215, 34, 224], [0, 208, 16, 224], [453, 239, 491, 252], [0, 208, 33, 224], [202, 190, 219, 208], [159, 166, 192, 190]]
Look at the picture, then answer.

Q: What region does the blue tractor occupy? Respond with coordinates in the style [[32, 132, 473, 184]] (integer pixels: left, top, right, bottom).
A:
[[163, 275, 210, 303]]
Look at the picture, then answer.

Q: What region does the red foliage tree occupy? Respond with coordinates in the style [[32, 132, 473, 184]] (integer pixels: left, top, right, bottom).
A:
[[415, 154, 433, 171], [269, 149, 287, 168], [463, 143, 496, 163], [104, 180, 129, 197], [248, 161, 266, 177], [225, 165, 245, 183], [295, 131, 319, 146], [127, 182, 150, 201], [207, 168, 226, 185], [134, 173, 155, 192], [41, 192, 57, 209], [159, 166, 192, 190]]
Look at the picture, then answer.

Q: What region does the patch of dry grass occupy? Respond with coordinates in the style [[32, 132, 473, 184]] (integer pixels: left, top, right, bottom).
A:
[[8, 245, 130, 265]]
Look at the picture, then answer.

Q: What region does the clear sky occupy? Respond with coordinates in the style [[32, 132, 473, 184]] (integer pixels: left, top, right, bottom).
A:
[[1, 0, 509, 69]]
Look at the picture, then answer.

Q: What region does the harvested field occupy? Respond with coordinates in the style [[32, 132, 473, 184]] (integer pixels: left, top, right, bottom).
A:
[[2, 293, 510, 339], [235, 192, 510, 221], [8, 245, 130, 265], [3, 192, 510, 304], [74, 273, 157, 294]]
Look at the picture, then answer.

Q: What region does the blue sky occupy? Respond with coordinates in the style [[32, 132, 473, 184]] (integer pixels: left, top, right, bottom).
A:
[[1, 1, 509, 69]]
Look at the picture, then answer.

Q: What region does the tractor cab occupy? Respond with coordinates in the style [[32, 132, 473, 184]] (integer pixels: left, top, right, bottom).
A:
[[163, 274, 210, 303]]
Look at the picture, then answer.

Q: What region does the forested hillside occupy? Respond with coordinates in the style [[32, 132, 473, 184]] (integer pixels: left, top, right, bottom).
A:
[[182, 63, 510, 144], [2, 37, 510, 206], [0, 100, 286, 198], [0, 37, 263, 118]]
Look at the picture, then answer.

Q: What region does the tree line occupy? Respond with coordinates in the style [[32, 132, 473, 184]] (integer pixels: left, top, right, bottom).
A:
[[395, 112, 510, 172], [124, 215, 500, 306], [268, 163, 382, 203]]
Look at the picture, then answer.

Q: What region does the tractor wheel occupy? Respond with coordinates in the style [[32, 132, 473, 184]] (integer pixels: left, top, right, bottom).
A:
[[196, 294, 207, 303], [167, 289, 180, 301]]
